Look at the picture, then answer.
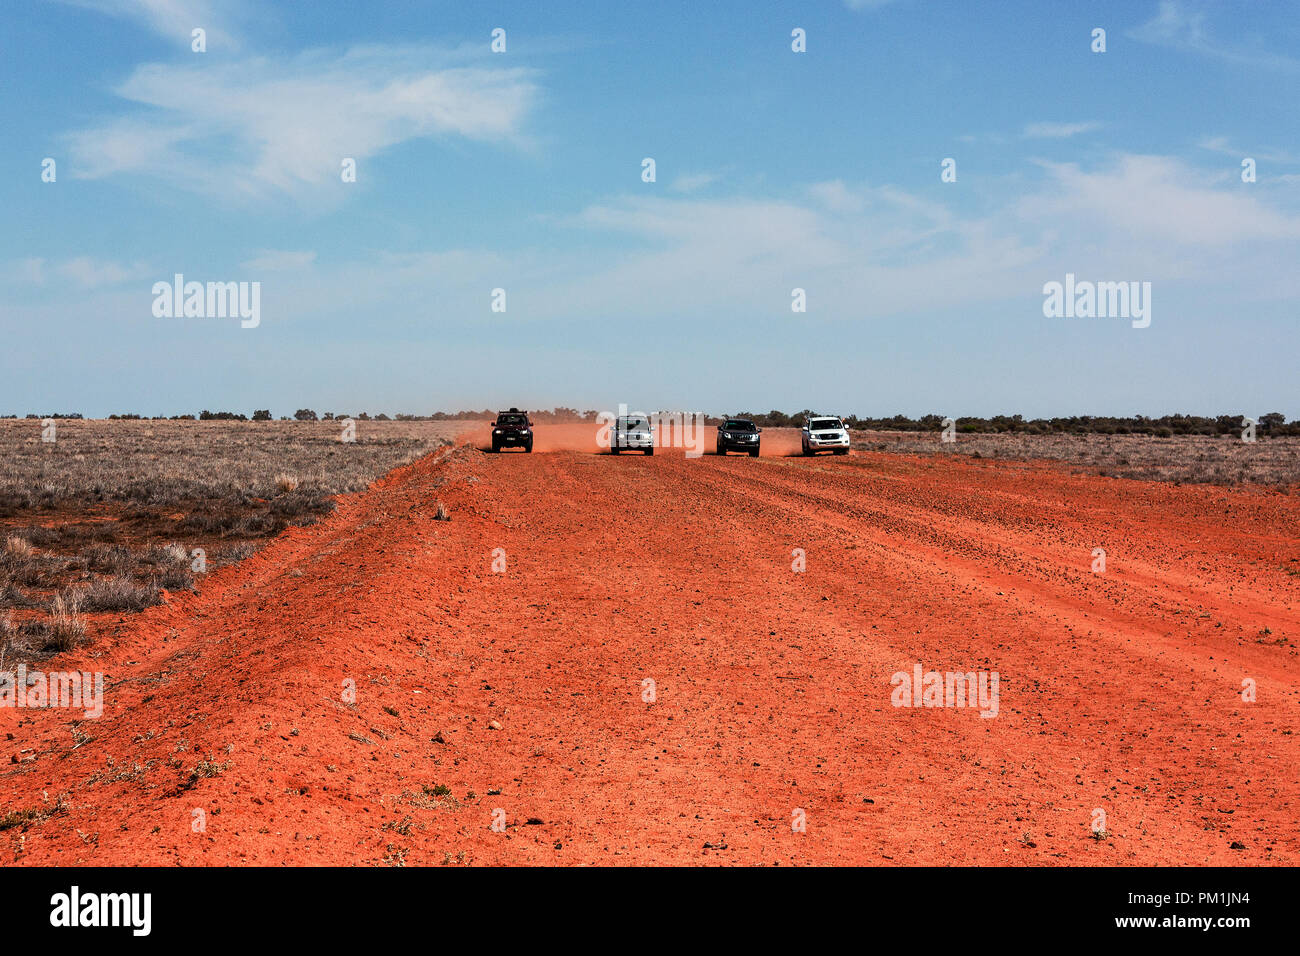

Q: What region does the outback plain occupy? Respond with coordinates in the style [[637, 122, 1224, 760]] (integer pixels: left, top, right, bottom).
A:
[[1, 418, 1296, 864]]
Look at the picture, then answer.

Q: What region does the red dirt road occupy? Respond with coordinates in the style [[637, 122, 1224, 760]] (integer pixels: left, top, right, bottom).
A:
[[4, 436, 1298, 865]]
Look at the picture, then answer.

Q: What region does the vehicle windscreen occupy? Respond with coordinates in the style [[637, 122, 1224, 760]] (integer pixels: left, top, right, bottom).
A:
[[498, 414, 526, 425], [619, 417, 649, 429], [725, 421, 755, 431], [811, 419, 842, 431]]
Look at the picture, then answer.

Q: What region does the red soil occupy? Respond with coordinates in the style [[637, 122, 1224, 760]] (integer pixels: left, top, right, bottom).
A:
[[3, 436, 1298, 865]]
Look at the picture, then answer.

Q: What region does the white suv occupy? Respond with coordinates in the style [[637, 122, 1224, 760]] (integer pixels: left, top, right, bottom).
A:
[[611, 415, 655, 455], [801, 416, 850, 456]]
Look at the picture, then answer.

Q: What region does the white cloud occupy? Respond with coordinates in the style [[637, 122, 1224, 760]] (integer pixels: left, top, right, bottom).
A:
[[54, 0, 244, 49], [67, 47, 540, 200], [7, 256, 152, 287], [1023, 121, 1102, 139], [1199, 136, 1296, 165], [528, 185, 1041, 321], [807, 180, 864, 213], [525, 154, 1300, 320], [14, 258, 46, 284], [1020, 154, 1300, 245], [668, 172, 720, 193], [16, 156, 1300, 333], [1129, 0, 1297, 71], [240, 250, 317, 272]]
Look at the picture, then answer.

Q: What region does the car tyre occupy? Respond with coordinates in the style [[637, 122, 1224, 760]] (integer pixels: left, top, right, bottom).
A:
[[749, 448, 759, 457], [645, 447, 654, 456]]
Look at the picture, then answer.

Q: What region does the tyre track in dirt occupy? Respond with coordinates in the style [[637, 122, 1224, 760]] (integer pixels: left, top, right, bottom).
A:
[[698, 452, 1298, 643], [2, 444, 1296, 865], [645, 453, 1300, 863]]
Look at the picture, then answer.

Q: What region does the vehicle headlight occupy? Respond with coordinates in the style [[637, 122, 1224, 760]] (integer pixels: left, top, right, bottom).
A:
[[723, 432, 732, 439], [521, 428, 530, 434], [493, 429, 502, 434]]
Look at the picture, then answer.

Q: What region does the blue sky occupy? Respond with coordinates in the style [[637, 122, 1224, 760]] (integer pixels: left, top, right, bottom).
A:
[[2, 0, 1298, 418]]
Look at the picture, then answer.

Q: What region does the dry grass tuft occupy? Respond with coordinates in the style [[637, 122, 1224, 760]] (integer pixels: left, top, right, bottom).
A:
[[79, 575, 161, 612], [4, 536, 33, 558], [46, 592, 87, 652], [0, 610, 23, 660]]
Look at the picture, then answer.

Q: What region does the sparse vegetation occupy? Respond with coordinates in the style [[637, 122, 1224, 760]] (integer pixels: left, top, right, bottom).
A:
[[382, 843, 407, 866], [848, 430, 1300, 487], [0, 418, 465, 660], [0, 793, 70, 831], [79, 574, 161, 612], [739, 410, 1300, 438]]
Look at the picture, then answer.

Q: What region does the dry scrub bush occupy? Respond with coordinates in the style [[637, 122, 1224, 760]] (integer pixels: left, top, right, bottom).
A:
[[79, 575, 161, 612]]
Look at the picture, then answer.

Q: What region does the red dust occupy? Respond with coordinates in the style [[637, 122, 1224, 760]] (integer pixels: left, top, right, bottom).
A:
[[469, 422, 809, 457]]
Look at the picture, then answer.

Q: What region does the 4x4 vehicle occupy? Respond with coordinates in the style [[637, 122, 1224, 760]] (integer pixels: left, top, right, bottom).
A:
[[801, 415, 850, 456], [716, 418, 761, 456], [491, 408, 533, 453], [611, 415, 654, 455]]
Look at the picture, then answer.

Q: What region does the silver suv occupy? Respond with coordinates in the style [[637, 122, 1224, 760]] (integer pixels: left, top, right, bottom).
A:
[[611, 415, 654, 455], [801, 415, 850, 456]]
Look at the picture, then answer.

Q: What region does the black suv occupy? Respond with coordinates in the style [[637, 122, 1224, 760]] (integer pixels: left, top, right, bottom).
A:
[[491, 408, 533, 453], [716, 418, 761, 456]]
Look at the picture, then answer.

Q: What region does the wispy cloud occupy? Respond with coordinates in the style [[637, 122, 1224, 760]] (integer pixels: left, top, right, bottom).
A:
[[1199, 136, 1296, 165], [806, 180, 864, 213], [1129, 0, 1298, 71], [1022, 121, 1102, 139], [240, 250, 317, 272], [668, 172, 720, 194], [66, 46, 540, 201], [53, 0, 246, 49], [1020, 154, 1300, 245], [8, 256, 153, 287], [173, 154, 1300, 329]]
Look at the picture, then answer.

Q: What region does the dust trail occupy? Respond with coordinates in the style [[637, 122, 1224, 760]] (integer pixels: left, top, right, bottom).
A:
[[466, 422, 608, 454], [756, 428, 805, 457], [708, 427, 807, 457], [464, 423, 816, 457], [460, 421, 494, 451]]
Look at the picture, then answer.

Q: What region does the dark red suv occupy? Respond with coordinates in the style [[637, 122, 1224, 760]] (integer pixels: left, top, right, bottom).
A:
[[491, 408, 534, 453]]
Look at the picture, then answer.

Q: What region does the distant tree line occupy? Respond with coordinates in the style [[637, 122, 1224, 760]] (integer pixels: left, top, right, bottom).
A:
[[8, 409, 1298, 436], [728, 411, 1299, 437]]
